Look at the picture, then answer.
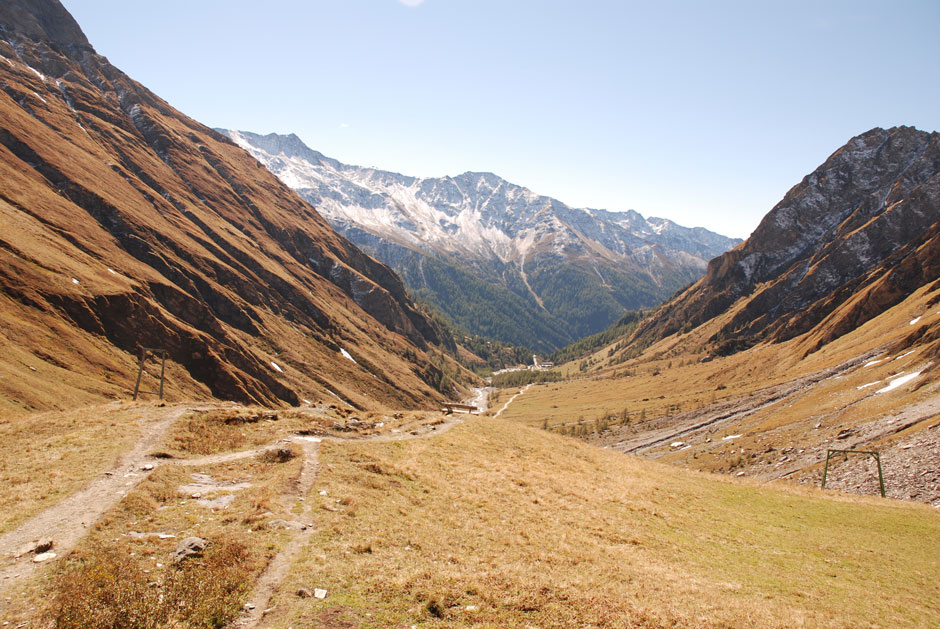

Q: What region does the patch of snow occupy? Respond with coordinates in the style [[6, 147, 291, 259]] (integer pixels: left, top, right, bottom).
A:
[[71, 278, 80, 284], [722, 434, 742, 441], [647, 218, 670, 235], [270, 361, 284, 373], [340, 348, 357, 363], [670, 441, 684, 448], [876, 371, 921, 394], [857, 381, 879, 390], [894, 350, 916, 361], [27, 65, 46, 82], [863, 359, 883, 367], [302, 398, 312, 405], [107, 268, 116, 274], [910, 317, 921, 325], [737, 253, 761, 281]]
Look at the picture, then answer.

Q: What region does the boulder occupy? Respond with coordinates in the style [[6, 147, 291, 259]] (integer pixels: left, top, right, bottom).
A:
[[174, 536, 207, 563]]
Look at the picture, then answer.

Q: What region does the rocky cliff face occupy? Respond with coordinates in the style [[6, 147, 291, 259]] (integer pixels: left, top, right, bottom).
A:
[[0, 0, 457, 411], [223, 130, 741, 351], [629, 126, 940, 356]]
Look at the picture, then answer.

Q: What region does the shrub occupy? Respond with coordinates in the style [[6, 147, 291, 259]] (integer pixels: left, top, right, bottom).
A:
[[51, 543, 165, 628], [49, 535, 258, 628]]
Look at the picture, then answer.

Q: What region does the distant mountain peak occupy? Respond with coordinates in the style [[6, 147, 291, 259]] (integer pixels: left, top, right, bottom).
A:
[[223, 129, 741, 350]]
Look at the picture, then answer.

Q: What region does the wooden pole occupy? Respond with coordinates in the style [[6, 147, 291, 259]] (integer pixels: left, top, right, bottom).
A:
[[158, 350, 166, 399], [133, 347, 146, 401]]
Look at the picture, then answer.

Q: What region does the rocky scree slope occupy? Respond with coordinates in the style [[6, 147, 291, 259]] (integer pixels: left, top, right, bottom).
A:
[[623, 126, 940, 359], [0, 0, 457, 412], [222, 130, 741, 351]]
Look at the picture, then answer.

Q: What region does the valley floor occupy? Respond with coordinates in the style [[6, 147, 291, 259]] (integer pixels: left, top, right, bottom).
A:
[[0, 396, 938, 627]]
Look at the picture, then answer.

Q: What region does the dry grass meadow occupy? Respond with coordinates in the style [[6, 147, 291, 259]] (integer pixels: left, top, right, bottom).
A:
[[491, 282, 940, 484], [0, 402, 172, 534], [263, 418, 940, 628], [2, 430, 304, 626]]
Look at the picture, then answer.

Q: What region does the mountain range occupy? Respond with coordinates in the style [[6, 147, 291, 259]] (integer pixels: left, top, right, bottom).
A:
[[2, 3, 939, 627], [221, 130, 741, 351]]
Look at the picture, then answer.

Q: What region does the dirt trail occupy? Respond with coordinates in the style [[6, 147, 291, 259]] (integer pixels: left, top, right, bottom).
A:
[[232, 436, 321, 628], [0, 404, 198, 593], [0, 398, 468, 623], [611, 353, 878, 455], [493, 384, 531, 417], [231, 413, 467, 628]]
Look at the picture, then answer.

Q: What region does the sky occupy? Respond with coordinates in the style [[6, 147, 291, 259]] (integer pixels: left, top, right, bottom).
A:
[[62, 0, 940, 239]]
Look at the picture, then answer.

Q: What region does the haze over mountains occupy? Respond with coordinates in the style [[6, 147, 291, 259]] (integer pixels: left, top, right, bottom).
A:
[[223, 130, 741, 351]]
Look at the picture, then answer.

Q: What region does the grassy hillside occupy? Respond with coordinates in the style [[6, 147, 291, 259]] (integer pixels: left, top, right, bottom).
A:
[[265, 418, 940, 627], [489, 270, 940, 509]]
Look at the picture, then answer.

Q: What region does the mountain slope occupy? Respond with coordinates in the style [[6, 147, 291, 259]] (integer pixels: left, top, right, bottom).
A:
[[623, 126, 940, 358], [0, 0, 461, 413], [222, 130, 741, 351]]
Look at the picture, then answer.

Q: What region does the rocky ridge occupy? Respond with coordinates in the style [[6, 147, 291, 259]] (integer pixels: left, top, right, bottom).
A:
[[624, 126, 940, 358]]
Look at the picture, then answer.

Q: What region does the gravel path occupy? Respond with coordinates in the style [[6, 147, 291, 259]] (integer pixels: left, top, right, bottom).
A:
[[0, 405, 195, 593]]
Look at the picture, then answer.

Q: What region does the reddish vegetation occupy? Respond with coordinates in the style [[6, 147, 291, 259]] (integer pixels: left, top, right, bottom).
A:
[[0, 0, 458, 412]]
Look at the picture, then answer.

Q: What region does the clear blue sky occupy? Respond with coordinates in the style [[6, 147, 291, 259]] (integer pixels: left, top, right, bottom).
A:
[[62, 0, 939, 238]]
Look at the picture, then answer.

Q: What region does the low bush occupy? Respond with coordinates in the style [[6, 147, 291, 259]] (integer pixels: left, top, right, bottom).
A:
[[49, 534, 258, 628]]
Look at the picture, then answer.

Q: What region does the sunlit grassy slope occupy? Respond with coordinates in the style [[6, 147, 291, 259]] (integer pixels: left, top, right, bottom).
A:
[[492, 281, 940, 478], [268, 418, 939, 627]]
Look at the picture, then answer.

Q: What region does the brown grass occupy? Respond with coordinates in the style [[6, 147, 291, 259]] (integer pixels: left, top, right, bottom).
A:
[[265, 418, 940, 627], [0, 429, 306, 626], [159, 407, 435, 458], [50, 534, 256, 628], [0, 402, 163, 534], [493, 283, 940, 487], [161, 407, 295, 457]]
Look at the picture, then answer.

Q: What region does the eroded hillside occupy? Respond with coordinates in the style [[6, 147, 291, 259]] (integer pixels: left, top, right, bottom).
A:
[[0, 0, 465, 413]]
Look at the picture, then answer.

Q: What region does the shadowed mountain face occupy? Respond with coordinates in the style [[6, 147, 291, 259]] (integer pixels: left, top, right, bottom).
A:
[[629, 126, 940, 357], [0, 0, 457, 412], [223, 130, 741, 352]]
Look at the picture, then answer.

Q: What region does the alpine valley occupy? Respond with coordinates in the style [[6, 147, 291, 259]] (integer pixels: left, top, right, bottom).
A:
[[2, 1, 940, 627], [221, 130, 741, 351]]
